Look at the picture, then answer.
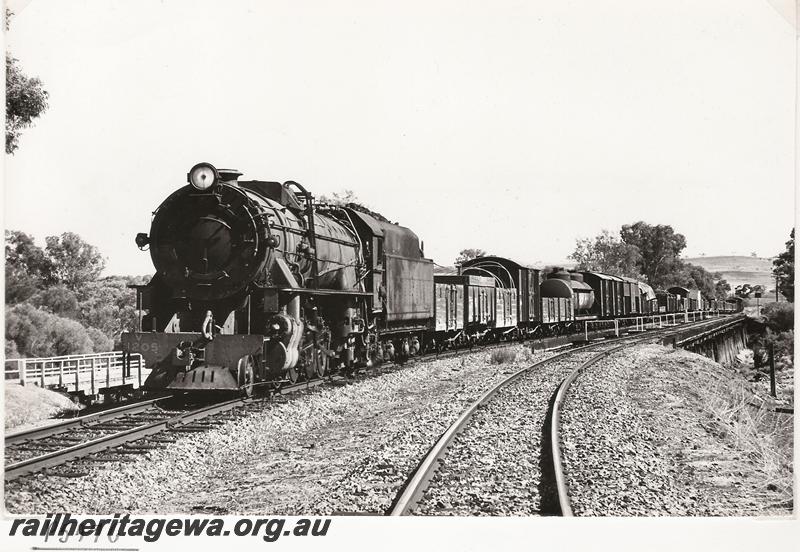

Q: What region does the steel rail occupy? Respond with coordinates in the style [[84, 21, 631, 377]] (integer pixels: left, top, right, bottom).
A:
[[4, 398, 251, 480], [549, 315, 739, 516], [388, 336, 649, 516], [390, 315, 732, 516], [6, 315, 735, 484], [550, 345, 629, 516], [5, 395, 174, 446]]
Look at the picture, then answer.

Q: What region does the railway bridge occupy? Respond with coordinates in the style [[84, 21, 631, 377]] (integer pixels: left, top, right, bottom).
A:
[[667, 314, 748, 366], [4, 351, 147, 401]]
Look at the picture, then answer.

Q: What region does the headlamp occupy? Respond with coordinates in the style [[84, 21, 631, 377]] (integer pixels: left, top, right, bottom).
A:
[[187, 162, 219, 191]]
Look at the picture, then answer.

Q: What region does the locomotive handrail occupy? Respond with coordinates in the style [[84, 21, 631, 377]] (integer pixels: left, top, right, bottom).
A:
[[337, 207, 368, 293], [254, 285, 372, 296], [269, 222, 359, 248], [284, 180, 319, 288]]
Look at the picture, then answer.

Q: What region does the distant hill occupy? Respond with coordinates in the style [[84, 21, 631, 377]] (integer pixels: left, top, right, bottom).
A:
[[684, 256, 777, 293]]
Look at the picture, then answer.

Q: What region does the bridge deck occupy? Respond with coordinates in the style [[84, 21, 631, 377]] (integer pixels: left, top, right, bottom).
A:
[[5, 351, 150, 396]]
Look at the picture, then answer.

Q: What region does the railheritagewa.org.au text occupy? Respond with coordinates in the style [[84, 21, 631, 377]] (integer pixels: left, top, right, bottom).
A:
[[9, 513, 331, 543]]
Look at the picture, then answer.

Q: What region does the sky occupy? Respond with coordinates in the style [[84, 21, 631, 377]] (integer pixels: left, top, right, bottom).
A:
[[3, 0, 797, 276]]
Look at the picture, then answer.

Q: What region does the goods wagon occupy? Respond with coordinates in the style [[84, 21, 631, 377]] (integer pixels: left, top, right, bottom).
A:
[[460, 256, 541, 329]]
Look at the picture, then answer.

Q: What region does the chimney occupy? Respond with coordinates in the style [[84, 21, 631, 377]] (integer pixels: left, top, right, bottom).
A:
[[218, 169, 243, 184]]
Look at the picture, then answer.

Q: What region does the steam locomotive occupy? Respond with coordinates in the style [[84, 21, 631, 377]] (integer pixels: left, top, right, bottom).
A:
[[121, 163, 738, 395]]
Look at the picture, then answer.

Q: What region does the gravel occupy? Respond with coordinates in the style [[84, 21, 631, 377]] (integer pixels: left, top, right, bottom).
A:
[[4, 407, 184, 465], [6, 344, 559, 515], [559, 343, 794, 516], [411, 350, 608, 516]]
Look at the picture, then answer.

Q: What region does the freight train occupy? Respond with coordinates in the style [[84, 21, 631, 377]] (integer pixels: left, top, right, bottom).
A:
[[121, 163, 739, 395]]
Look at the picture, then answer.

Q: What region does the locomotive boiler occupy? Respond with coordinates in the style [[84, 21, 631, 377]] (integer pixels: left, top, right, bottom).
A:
[[122, 162, 433, 394]]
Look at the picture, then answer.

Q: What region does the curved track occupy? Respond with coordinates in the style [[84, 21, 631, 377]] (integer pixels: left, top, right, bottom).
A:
[[549, 344, 629, 516], [6, 315, 734, 486], [550, 315, 745, 516], [388, 316, 731, 516]]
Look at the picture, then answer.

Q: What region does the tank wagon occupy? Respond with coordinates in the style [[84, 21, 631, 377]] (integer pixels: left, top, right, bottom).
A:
[[122, 163, 739, 395]]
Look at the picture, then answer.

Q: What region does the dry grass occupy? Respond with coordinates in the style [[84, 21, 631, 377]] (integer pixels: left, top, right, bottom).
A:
[[489, 348, 517, 365], [4, 384, 82, 430], [703, 380, 794, 502]]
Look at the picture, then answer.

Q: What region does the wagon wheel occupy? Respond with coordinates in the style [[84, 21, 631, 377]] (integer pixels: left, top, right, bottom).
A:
[[237, 355, 255, 397], [286, 364, 299, 385]]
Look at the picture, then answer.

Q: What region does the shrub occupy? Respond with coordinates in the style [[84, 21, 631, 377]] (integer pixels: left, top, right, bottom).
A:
[[5, 338, 20, 359], [86, 326, 114, 353], [5, 303, 94, 358], [490, 348, 517, 365], [761, 302, 794, 332], [764, 329, 794, 369]]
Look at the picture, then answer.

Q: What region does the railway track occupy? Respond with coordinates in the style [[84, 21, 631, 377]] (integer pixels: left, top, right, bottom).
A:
[[3, 358, 457, 481], [5, 316, 733, 484], [3, 374, 347, 481], [550, 342, 631, 516], [4, 398, 250, 480], [388, 317, 729, 516], [5, 395, 174, 448]]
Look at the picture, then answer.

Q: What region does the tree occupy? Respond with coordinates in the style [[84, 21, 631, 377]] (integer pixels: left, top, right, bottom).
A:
[[44, 232, 106, 290], [77, 276, 142, 342], [5, 230, 51, 303], [620, 222, 687, 288], [673, 262, 720, 300], [568, 230, 642, 278], [714, 279, 731, 300], [761, 303, 794, 369], [6, 10, 49, 154], [29, 285, 80, 318], [773, 228, 794, 302], [455, 248, 487, 266], [735, 283, 754, 298]]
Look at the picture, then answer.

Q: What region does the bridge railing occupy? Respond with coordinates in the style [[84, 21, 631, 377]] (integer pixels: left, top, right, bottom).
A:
[[5, 351, 148, 396], [585, 310, 726, 341]]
